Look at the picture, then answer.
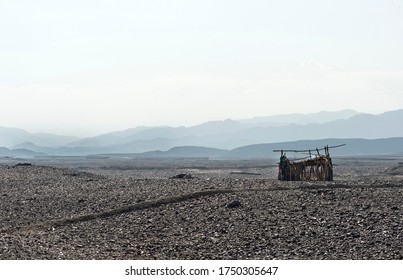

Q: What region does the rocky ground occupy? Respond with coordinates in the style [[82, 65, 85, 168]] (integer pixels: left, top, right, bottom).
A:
[[0, 157, 403, 259]]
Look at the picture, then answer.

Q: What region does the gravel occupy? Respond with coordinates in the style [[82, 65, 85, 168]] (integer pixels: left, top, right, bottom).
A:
[[1, 158, 403, 260]]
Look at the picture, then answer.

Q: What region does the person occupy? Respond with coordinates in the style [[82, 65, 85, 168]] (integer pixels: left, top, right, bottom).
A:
[[280, 153, 288, 180]]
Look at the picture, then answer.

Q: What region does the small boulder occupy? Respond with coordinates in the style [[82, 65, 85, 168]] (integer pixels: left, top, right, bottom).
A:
[[14, 163, 32, 167], [226, 200, 241, 208], [171, 173, 194, 179]]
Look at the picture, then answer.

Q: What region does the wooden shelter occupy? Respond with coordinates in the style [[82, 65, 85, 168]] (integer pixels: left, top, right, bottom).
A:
[[274, 144, 345, 181]]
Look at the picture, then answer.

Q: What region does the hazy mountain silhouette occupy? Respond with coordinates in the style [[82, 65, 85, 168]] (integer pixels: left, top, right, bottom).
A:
[[65, 126, 154, 147], [0, 126, 79, 147], [66, 120, 248, 149], [140, 146, 228, 158], [227, 137, 403, 158], [62, 109, 368, 150], [240, 109, 360, 125], [2, 109, 403, 157], [0, 146, 47, 158]]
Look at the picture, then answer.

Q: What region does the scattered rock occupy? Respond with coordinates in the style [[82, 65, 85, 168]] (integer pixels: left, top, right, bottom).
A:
[[63, 173, 80, 177], [14, 163, 32, 167], [226, 200, 241, 208], [170, 173, 194, 179]]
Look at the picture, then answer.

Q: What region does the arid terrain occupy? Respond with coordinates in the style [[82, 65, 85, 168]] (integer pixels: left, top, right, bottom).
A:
[[1, 156, 403, 259]]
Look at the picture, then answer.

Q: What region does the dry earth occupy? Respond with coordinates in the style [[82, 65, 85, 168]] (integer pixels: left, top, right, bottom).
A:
[[1, 157, 403, 259]]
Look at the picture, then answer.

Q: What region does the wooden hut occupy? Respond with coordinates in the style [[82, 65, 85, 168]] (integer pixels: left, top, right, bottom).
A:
[[275, 145, 344, 181]]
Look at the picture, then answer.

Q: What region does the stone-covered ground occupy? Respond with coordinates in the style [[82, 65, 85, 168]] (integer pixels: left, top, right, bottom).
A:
[[0, 157, 402, 259]]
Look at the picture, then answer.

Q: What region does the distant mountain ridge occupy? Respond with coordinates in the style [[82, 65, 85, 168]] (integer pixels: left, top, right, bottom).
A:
[[240, 109, 360, 125], [104, 138, 403, 158], [2, 138, 403, 159], [62, 109, 367, 151], [0, 146, 46, 158], [227, 137, 403, 158], [0, 126, 79, 148], [2, 109, 403, 157]]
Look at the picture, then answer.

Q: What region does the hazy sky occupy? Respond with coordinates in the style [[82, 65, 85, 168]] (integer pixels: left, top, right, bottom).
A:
[[1, 0, 403, 136]]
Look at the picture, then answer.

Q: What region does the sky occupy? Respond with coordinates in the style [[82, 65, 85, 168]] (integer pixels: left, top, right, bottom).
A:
[[1, 0, 403, 137]]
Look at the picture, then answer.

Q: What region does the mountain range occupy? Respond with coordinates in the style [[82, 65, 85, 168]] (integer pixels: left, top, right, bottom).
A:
[[1, 109, 403, 158]]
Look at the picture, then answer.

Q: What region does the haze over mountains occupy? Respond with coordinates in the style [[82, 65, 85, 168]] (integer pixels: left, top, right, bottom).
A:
[[2, 109, 403, 158]]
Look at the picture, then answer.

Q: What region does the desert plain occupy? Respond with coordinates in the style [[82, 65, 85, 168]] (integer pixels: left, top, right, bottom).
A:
[[0, 156, 403, 260]]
